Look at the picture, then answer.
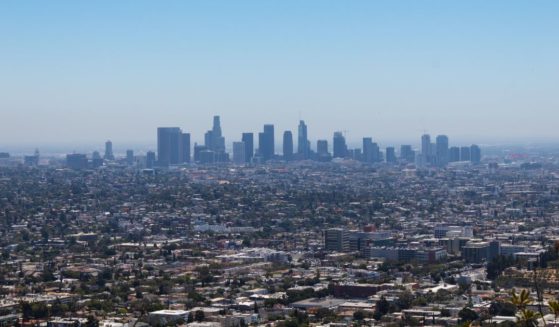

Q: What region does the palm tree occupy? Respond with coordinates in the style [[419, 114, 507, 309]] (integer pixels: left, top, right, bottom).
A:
[[549, 300, 559, 325], [512, 289, 533, 310], [517, 308, 541, 327]]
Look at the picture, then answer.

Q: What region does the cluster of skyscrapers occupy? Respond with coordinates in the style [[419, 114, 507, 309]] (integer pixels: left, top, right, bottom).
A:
[[418, 134, 481, 167], [155, 115, 482, 167]]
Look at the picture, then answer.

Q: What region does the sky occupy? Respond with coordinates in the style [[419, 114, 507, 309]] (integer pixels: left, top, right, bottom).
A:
[[1, 0, 558, 152]]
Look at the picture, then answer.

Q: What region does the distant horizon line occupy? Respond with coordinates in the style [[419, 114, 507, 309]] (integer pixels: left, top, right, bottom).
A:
[[3, 138, 559, 156]]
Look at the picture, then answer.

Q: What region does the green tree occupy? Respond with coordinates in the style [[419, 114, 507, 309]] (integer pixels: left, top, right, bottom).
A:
[[458, 307, 479, 323], [194, 310, 205, 322]]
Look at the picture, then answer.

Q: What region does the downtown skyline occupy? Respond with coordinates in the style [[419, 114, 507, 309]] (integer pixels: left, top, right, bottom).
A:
[[2, 1, 559, 147]]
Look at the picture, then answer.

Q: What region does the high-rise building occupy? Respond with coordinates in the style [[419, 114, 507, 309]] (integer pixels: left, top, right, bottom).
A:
[[386, 147, 396, 163], [66, 153, 88, 169], [91, 151, 103, 168], [297, 120, 309, 159], [232, 141, 245, 165], [212, 115, 225, 152], [324, 228, 350, 252], [421, 134, 431, 165], [436, 135, 449, 167], [317, 140, 329, 156], [242, 133, 254, 163], [146, 151, 156, 169], [460, 146, 471, 161], [181, 133, 191, 163], [126, 150, 134, 165], [193, 144, 207, 163], [104, 140, 114, 160], [24, 149, 40, 166], [283, 131, 293, 161], [470, 144, 481, 164], [204, 130, 214, 149], [400, 145, 415, 163], [203, 116, 225, 154], [259, 124, 275, 161], [362, 137, 374, 163], [333, 132, 347, 158], [449, 147, 460, 162], [157, 127, 182, 166]]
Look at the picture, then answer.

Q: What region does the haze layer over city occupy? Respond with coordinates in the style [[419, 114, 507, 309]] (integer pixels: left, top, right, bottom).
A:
[[3, 2, 559, 327], [2, 0, 559, 152]]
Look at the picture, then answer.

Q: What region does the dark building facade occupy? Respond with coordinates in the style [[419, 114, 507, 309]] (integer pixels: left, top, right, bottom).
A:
[[259, 124, 275, 161], [333, 132, 347, 158], [242, 132, 254, 163], [435, 135, 449, 167], [283, 130, 293, 161]]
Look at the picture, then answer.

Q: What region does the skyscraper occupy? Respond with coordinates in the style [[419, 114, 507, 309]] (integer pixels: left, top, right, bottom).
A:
[[157, 127, 182, 166], [362, 137, 374, 163], [242, 132, 254, 163], [146, 151, 156, 169], [317, 140, 329, 156], [470, 144, 481, 164], [333, 132, 347, 158], [126, 149, 134, 165], [386, 147, 396, 163], [203, 116, 225, 153], [104, 140, 114, 160], [259, 124, 275, 161], [435, 135, 449, 167], [297, 120, 309, 159], [66, 153, 88, 169], [283, 131, 293, 161], [421, 134, 431, 165], [232, 141, 245, 165], [204, 130, 214, 149], [400, 145, 415, 163], [460, 146, 471, 161], [212, 115, 225, 152], [449, 146, 460, 162]]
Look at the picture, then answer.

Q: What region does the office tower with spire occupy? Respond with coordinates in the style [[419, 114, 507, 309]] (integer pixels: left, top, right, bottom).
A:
[[211, 115, 225, 152], [283, 131, 293, 161], [104, 140, 114, 160], [297, 120, 309, 159], [242, 132, 254, 163]]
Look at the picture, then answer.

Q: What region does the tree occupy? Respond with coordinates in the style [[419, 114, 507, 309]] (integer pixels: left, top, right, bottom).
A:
[[549, 300, 559, 325], [511, 289, 532, 310], [373, 296, 390, 321], [353, 310, 365, 321], [85, 315, 99, 327], [458, 307, 479, 323], [194, 310, 205, 322], [517, 309, 541, 327]]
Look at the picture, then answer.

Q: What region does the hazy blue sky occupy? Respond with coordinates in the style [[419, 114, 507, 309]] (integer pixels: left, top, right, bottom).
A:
[[1, 0, 558, 151]]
